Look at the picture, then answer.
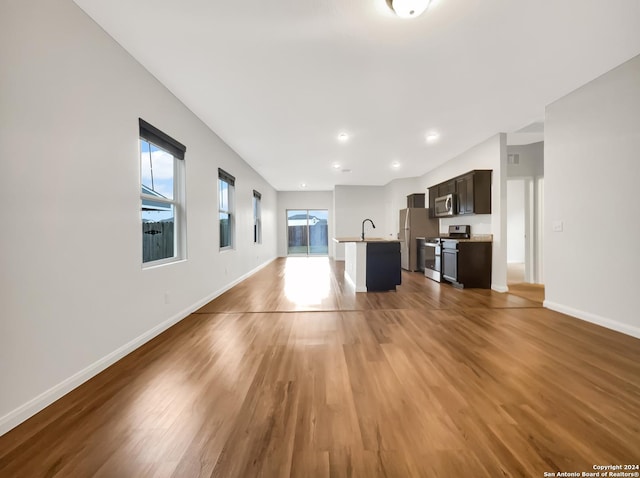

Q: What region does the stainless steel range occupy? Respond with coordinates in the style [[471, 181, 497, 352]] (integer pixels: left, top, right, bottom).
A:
[[424, 237, 442, 282], [424, 225, 471, 283], [444, 224, 471, 239], [441, 225, 471, 285]]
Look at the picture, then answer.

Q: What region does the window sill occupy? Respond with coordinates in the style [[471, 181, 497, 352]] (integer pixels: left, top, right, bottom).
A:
[[142, 257, 186, 270]]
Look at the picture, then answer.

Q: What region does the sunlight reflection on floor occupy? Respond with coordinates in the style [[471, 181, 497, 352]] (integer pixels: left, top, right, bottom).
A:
[[283, 257, 331, 306]]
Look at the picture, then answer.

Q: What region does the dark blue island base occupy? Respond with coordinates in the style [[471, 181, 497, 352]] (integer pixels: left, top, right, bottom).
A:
[[366, 241, 402, 291]]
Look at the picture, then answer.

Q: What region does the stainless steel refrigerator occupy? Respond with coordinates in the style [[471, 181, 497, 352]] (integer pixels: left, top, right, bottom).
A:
[[399, 208, 439, 271]]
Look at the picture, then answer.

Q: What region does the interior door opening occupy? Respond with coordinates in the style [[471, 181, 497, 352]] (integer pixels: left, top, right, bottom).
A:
[[287, 209, 329, 255], [507, 177, 545, 303], [507, 179, 527, 284]]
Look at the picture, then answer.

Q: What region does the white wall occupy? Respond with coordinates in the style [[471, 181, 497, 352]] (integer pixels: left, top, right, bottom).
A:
[[276, 191, 334, 257], [417, 134, 508, 291], [507, 142, 544, 178], [333, 185, 387, 260], [545, 54, 640, 338], [0, 0, 277, 435], [383, 177, 422, 240]]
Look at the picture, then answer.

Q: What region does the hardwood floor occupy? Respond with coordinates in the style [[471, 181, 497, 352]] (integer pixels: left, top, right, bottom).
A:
[[1, 257, 639, 477], [507, 262, 545, 304], [508, 283, 545, 304], [507, 262, 525, 285]]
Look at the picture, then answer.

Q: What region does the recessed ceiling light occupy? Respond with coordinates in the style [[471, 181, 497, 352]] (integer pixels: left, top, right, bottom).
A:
[[337, 132, 349, 142], [332, 163, 341, 169], [391, 161, 401, 169], [386, 0, 432, 19], [300, 183, 307, 188], [426, 132, 440, 143]]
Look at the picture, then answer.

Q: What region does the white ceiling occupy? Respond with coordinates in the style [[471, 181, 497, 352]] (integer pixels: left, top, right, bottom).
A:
[[73, 0, 640, 191], [506, 121, 544, 146]]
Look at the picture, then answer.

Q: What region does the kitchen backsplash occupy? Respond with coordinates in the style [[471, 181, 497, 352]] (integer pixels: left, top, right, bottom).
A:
[[439, 214, 492, 235]]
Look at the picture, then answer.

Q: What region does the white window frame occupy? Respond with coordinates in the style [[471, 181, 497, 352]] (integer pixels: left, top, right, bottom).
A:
[[139, 119, 187, 268], [253, 190, 262, 244], [219, 169, 235, 250]]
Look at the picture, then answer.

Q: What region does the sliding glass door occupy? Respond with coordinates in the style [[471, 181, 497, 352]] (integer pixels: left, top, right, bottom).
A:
[[287, 209, 328, 255]]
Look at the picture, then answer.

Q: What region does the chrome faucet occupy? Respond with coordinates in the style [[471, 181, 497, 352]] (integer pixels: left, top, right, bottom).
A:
[[361, 218, 376, 240]]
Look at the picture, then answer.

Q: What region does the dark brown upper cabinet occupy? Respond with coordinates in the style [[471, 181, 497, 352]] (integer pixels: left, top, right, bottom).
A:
[[428, 186, 436, 213], [438, 181, 456, 196], [406, 193, 425, 208], [428, 169, 492, 217]]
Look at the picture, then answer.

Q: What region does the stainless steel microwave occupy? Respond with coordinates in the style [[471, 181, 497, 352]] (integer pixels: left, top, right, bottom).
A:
[[434, 193, 456, 217]]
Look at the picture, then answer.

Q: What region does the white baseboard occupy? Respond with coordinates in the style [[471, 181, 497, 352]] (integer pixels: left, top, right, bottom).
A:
[[0, 257, 277, 437], [543, 300, 640, 339], [492, 284, 509, 293]]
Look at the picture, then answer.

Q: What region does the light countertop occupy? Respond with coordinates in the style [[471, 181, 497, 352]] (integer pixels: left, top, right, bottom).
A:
[[439, 234, 493, 243], [333, 237, 400, 243]]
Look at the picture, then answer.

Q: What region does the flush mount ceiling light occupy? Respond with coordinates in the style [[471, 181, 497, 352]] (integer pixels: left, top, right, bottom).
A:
[[391, 161, 401, 169], [386, 0, 432, 18], [337, 132, 349, 142], [426, 132, 440, 143]]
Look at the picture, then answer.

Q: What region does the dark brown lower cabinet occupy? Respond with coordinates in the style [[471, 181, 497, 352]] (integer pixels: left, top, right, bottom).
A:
[[442, 241, 492, 289]]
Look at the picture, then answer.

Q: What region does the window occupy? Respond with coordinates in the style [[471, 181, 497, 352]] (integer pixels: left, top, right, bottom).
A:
[[139, 119, 186, 265], [218, 168, 235, 249], [286, 209, 329, 255], [253, 190, 262, 244]]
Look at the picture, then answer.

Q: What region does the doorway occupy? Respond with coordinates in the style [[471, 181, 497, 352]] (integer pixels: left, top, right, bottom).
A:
[[507, 179, 527, 283], [507, 177, 545, 302], [286, 209, 329, 255]]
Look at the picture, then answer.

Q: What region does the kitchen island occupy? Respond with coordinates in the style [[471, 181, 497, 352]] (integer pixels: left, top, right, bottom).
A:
[[333, 238, 401, 292]]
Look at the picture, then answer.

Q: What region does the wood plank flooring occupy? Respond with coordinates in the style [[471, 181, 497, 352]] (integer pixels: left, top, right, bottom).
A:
[[1, 257, 639, 477], [507, 283, 545, 304]]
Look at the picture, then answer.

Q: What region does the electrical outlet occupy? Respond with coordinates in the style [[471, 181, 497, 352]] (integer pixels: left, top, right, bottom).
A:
[[552, 220, 563, 232]]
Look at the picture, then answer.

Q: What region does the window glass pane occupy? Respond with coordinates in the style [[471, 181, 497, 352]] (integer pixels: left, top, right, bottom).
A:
[[140, 140, 174, 200], [142, 204, 175, 263], [219, 179, 228, 211], [286, 209, 328, 255], [220, 212, 231, 248], [218, 173, 233, 249], [308, 210, 328, 255], [253, 196, 262, 243], [287, 210, 307, 254]]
